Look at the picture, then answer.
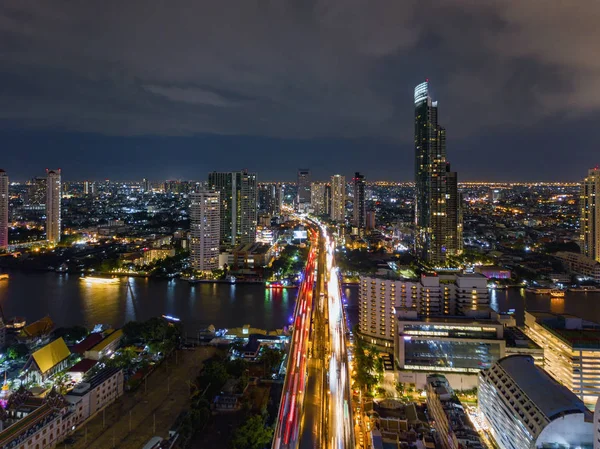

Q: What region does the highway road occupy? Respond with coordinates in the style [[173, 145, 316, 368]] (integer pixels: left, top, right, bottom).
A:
[[273, 219, 354, 449]]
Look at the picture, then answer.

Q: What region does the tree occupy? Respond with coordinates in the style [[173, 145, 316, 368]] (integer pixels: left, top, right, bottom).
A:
[[231, 415, 274, 449], [6, 343, 29, 360], [199, 360, 229, 398], [259, 347, 283, 375], [52, 372, 71, 395], [395, 381, 405, 397]]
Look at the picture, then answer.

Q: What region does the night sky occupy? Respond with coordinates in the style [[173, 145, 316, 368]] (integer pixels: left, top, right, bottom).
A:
[[1, 2, 598, 182]]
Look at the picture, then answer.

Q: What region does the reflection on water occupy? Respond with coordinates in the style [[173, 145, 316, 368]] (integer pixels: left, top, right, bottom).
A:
[[4, 271, 600, 333], [0, 271, 305, 334], [550, 297, 565, 314]]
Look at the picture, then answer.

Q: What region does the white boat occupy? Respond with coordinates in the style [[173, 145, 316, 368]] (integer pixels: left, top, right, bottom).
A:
[[80, 276, 120, 285], [0, 274, 8, 281]]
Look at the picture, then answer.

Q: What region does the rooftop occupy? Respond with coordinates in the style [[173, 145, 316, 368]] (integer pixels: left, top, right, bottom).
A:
[[31, 337, 71, 374], [70, 332, 104, 354], [498, 355, 590, 420], [19, 315, 54, 338], [88, 329, 123, 353], [68, 358, 98, 373], [544, 327, 600, 350], [504, 327, 542, 350]]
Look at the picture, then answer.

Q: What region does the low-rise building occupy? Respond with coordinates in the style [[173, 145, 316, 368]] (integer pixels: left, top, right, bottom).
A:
[[17, 316, 55, 346], [65, 368, 124, 424], [23, 337, 71, 383], [395, 310, 543, 390], [524, 311, 600, 403], [0, 391, 74, 449], [228, 243, 275, 269], [84, 329, 123, 360], [479, 355, 593, 449], [555, 251, 600, 282], [475, 265, 511, 279], [426, 374, 483, 449]]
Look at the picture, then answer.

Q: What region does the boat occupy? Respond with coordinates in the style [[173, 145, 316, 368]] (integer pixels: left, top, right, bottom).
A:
[[550, 289, 565, 298], [0, 273, 8, 281], [526, 287, 552, 294], [79, 276, 120, 285], [569, 286, 600, 293]]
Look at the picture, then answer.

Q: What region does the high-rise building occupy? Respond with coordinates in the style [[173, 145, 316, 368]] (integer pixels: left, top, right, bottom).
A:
[[310, 182, 328, 216], [45, 169, 61, 244], [366, 209, 376, 230], [352, 172, 366, 231], [258, 183, 280, 216], [208, 170, 257, 246], [581, 167, 600, 262], [445, 167, 463, 256], [26, 176, 46, 206], [189, 190, 220, 271], [359, 272, 490, 347], [297, 169, 311, 207], [0, 169, 8, 249], [478, 355, 593, 449], [330, 175, 345, 222], [414, 80, 462, 264]]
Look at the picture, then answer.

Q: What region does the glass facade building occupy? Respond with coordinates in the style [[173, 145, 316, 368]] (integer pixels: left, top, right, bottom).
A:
[[396, 313, 505, 374], [414, 81, 462, 264]]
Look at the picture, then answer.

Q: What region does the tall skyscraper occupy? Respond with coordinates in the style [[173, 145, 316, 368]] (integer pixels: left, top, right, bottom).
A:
[[189, 190, 220, 271], [208, 170, 257, 246], [581, 167, 600, 262], [330, 175, 346, 222], [352, 172, 366, 231], [0, 170, 8, 250], [297, 169, 311, 207], [46, 169, 62, 244], [310, 182, 328, 215], [414, 80, 462, 264]]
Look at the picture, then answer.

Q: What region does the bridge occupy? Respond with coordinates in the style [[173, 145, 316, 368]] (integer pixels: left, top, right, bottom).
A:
[[273, 219, 354, 449]]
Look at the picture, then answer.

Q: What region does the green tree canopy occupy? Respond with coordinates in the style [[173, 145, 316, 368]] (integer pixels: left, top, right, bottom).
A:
[[231, 415, 274, 449]]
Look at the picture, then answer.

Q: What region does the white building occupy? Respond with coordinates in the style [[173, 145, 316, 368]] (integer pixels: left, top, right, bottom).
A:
[[330, 174, 345, 222], [524, 311, 600, 404], [66, 367, 124, 424], [310, 182, 328, 216], [555, 251, 600, 282], [189, 190, 220, 271], [479, 355, 593, 449], [358, 272, 490, 348], [46, 169, 61, 244], [0, 169, 7, 249], [581, 167, 600, 262]]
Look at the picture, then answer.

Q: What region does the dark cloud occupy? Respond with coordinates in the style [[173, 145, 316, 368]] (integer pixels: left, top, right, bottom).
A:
[[0, 1, 599, 179]]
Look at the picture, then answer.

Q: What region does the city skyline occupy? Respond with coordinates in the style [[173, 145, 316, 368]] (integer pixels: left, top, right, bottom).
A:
[[2, 2, 600, 181]]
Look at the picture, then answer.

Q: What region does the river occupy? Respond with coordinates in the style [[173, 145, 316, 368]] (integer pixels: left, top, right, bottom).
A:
[[0, 271, 599, 334]]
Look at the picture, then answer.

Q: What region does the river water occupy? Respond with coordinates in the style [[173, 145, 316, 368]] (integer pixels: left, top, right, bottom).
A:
[[0, 271, 599, 334]]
